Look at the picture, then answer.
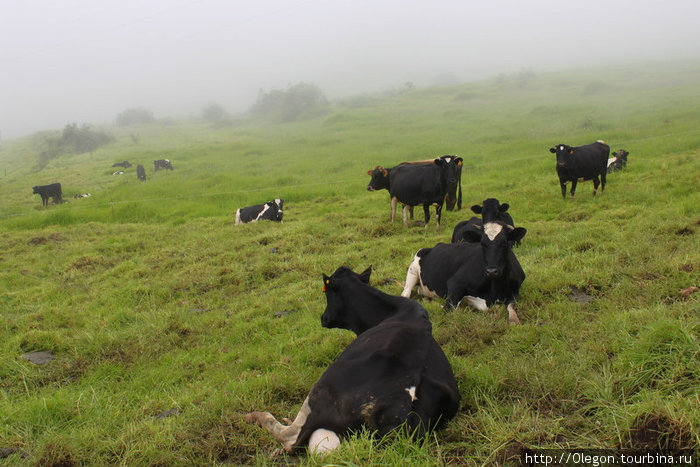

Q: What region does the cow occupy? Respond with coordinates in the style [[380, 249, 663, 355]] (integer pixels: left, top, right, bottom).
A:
[[32, 183, 62, 206], [451, 198, 515, 244], [607, 149, 629, 173], [388, 155, 463, 230], [136, 164, 146, 181], [153, 159, 173, 171], [235, 199, 284, 225], [73, 193, 92, 199], [245, 266, 460, 455], [402, 221, 527, 324], [111, 161, 132, 168], [112, 171, 124, 176], [549, 141, 610, 198]]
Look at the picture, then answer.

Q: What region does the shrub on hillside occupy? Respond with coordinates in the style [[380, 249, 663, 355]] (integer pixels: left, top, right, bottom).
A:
[[116, 108, 155, 126], [250, 82, 328, 122], [201, 103, 227, 122], [37, 124, 113, 170]]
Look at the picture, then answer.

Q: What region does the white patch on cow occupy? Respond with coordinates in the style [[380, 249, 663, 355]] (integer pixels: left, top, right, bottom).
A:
[[234, 209, 242, 225], [402, 204, 410, 226], [607, 157, 616, 167], [164, 159, 170, 163], [309, 429, 340, 454], [405, 386, 418, 402], [245, 396, 313, 453], [255, 204, 271, 221], [390, 197, 398, 223], [464, 296, 488, 311], [596, 140, 606, 144], [484, 222, 503, 241], [507, 302, 521, 325], [401, 254, 421, 298]]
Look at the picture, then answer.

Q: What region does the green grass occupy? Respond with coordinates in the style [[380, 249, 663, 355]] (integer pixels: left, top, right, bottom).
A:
[[1, 61, 699, 466]]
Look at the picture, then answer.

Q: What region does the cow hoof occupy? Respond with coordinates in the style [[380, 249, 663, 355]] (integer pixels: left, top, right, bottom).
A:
[[508, 316, 521, 325], [244, 412, 264, 425]]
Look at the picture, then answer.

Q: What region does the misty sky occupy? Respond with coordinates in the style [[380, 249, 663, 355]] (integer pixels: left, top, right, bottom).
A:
[[1, 0, 699, 139]]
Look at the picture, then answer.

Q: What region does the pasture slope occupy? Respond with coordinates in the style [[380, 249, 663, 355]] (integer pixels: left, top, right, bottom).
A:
[[0, 62, 699, 466]]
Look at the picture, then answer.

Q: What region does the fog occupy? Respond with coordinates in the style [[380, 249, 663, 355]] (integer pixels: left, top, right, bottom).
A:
[[2, 0, 699, 139]]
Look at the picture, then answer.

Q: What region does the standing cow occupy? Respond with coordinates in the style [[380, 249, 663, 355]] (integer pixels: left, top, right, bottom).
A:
[[246, 266, 459, 455], [32, 183, 63, 206], [153, 159, 173, 171], [136, 164, 146, 181], [402, 221, 527, 324], [388, 156, 463, 230], [550, 141, 610, 198], [235, 199, 284, 224]]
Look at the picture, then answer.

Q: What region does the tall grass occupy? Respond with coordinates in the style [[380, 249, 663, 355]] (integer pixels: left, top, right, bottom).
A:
[[0, 62, 698, 465]]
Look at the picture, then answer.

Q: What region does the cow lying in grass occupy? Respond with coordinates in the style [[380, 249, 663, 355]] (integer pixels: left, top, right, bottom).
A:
[[245, 266, 460, 455]]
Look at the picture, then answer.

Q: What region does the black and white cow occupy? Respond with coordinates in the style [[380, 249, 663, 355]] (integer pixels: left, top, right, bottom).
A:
[[607, 149, 629, 173], [32, 183, 62, 206], [550, 141, 610, 198], [235, 199, 284, 224], [111, 161, 132, 168], [73, 193, 92, 199], [153, 159, 173, 171], [402, 221, 527, 324], [388, 156, 463, 230], [246, 266, 460, 455], [451, 198, 515, 243], [136, 164, 146, 181]]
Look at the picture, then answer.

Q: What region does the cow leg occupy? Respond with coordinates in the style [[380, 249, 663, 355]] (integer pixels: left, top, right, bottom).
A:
[[423, 204, 430, 229], [245, 396, 311, 454], [434, 204, 443, 231], [409, 205, 415, 220], [401, 254, 421, 298], [600, 171, 607, 193], [570, 179, 578, 197], [560, 183, 567, 199], [592, 176, 600, 196], [402, 205, 410, 226], [41, 195, 48, 206], [390, 197, 398, 223], [507, 302, 521, 325]]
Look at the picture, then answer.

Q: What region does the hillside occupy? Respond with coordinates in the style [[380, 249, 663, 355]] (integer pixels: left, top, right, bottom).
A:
[[0, 62, 699, 466]]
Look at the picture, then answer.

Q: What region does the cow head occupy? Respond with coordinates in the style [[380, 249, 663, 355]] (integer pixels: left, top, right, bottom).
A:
[[612, 150, 629, 162], [321, 266, 371, 332], [463, 222, 526, 278], [550, 144, 574, 168], [268, 199, 284, 222], [435, 156, 463, 204], [366, 166, 389, 191], [471, 198, 510, 224], [32, 186, 40, 194]]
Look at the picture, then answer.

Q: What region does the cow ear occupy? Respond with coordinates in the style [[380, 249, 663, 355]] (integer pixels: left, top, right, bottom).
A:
[[569, 148, 574, 154], [382, 168, 388, 177], [507, 227, 527, 244], [322, 274, 331, 292], [471, 205, 482, 214], [367, 169, 373, 175], [434, 158, 444, 165], [359, 266, 372, 283], [499, 203, 510, 213], [612, 152, 617, 157], [549, 147, 556, 153], [455, 157, 463, 166]]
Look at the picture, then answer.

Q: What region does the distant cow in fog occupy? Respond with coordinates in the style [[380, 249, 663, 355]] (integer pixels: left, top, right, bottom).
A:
[[235, 199, 284, 224], [137, 164, 146, 181], [607, 149, 629, 173], [32, 183, 62, 206], [112, 161, 132, 168], [549, 140, 610, 198], [154, 159, 173, 171], [73, 193, 92, 199]]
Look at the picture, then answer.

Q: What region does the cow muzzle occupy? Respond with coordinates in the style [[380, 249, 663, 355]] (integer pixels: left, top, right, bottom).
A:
[[485, 267, 501, 278], [367, 186, 375, 191]]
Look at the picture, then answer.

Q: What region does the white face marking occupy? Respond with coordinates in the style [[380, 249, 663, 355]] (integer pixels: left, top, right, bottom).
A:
[[405, 386, 418, 401], [484, 222, 503, 241], [559, 145, 565, 151]]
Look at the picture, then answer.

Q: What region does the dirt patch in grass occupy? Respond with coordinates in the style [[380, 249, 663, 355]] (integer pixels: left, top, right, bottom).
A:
[[567, 286, 594, 303], [35, 442, 77, 467], [621, 413, 696, 452]]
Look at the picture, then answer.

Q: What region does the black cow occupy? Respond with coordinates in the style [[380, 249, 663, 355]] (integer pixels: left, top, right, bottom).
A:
[[246, 266, 459, 455], [153, 159, 173, 171], [451, 199, 515, 243], [136, 164, 146, 181], [388, 156, 463, 230], [550, 141, 610, 198], [607, 149, 629, 173], [32, 183, 62, 206], [402, 221, 527, 324], [111, 161, 132, 168], [235, 199, 284, 224]]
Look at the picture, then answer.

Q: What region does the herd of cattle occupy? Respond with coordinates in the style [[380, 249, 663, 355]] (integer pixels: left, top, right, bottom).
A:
[[30, 142, 630, 455], [245, 141, 631, 455]]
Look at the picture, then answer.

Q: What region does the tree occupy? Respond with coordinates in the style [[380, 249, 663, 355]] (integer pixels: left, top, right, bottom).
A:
[[250, 83, 328, 122], [201, 103, 227, 122], [116, 108, 155, 126]]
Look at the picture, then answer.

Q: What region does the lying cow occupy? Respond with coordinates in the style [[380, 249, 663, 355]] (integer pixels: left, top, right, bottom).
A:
[[607, 149, 629, 173], [246, 266, 459, 455], [73, 193, 92, 199], [388, 156, 463, 230], [111, 161, 132, 168], [137, 164, 146, 181], [402, 221, 527, 324], [451, 198, 515, 243], [235, 199, 284, 224], [32, 183, 62, 206], [153, 159, 173, 171], [550, 141, 610, 198]]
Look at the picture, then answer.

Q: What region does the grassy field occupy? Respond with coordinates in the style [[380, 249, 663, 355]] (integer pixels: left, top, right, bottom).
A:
[[1, 61, 699, 466]]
